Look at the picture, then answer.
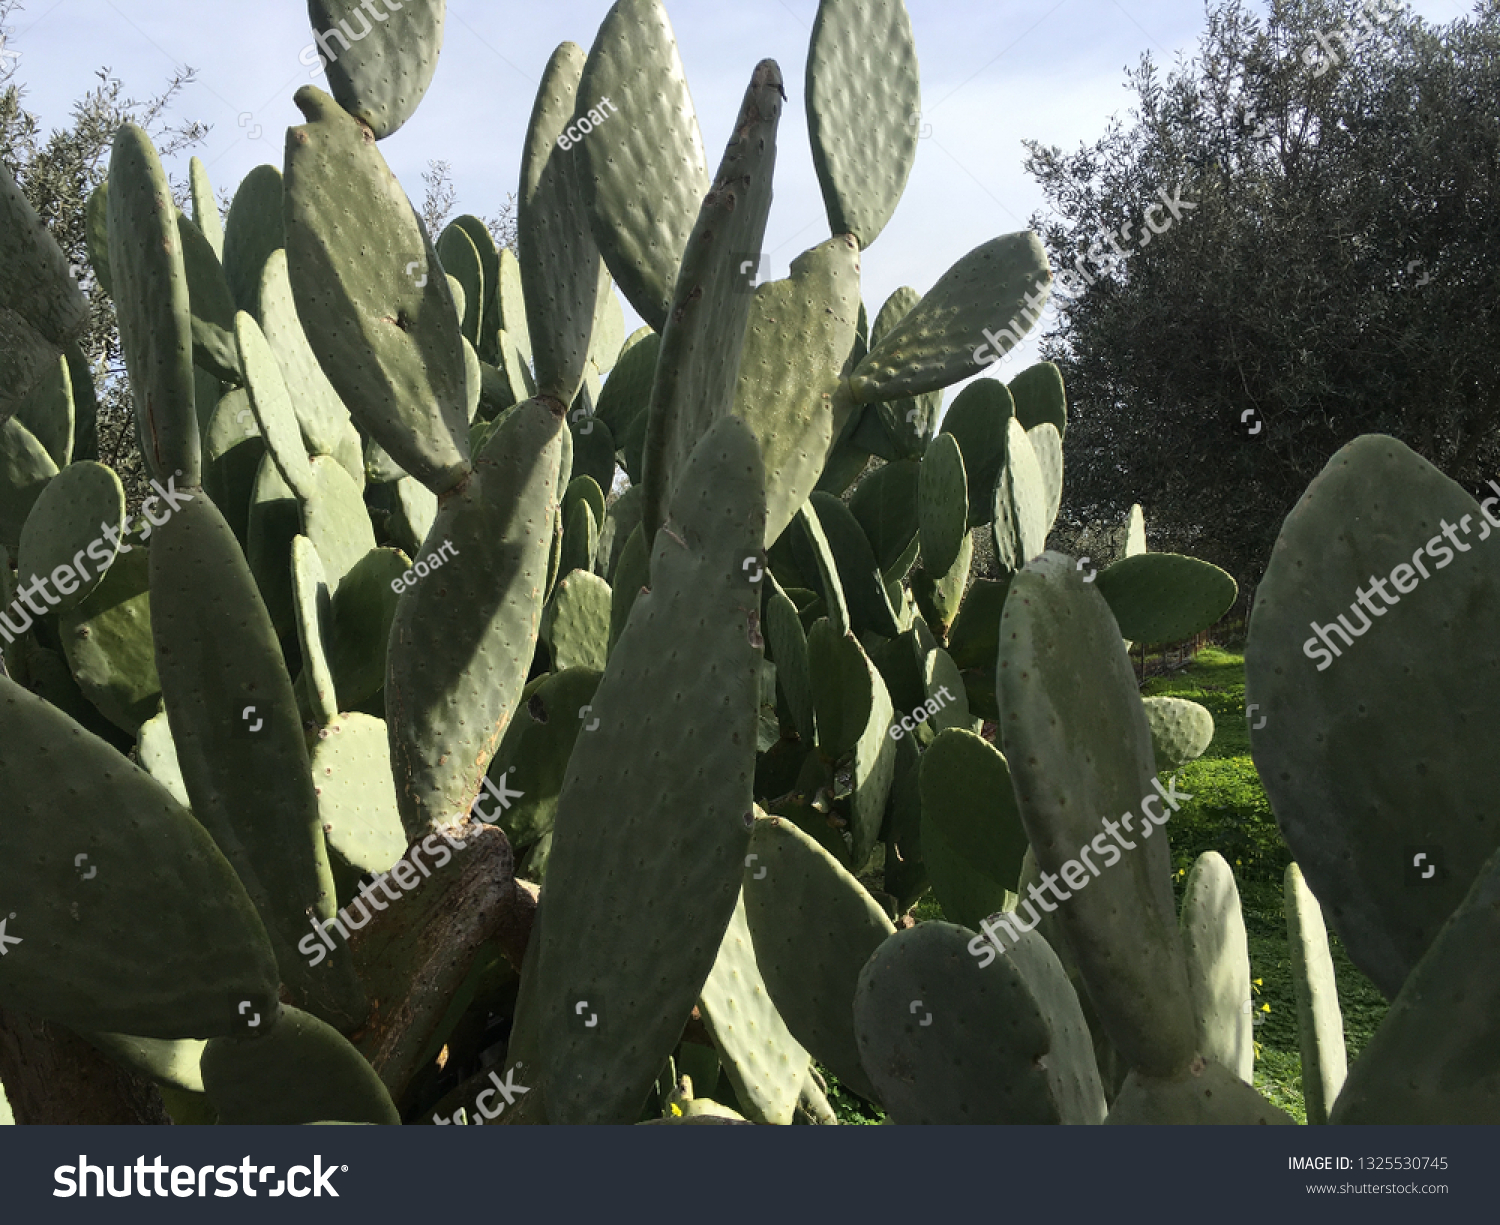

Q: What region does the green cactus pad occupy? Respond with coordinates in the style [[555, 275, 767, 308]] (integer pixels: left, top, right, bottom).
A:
[[1329, 841, 1500, 1123], [806, 618, 873, 758], [575, 0, 710, 331], [1246, 435, 1500, 1000], [386, 398, 567, 838], [0, 676, 280, 1038], [237, 311, 317, 498], [136, 707, 189, 809], [221, 170, 286, 323], [697, 890, 811, 1125], [542, 570, 610, 672], [245, 456, 300, 639], [325, 546, 406, 709], [1284, 863, 1346, 1124], [528, 414, 765, 1124], [639, 60, 783, 539], [805, 0, 919, 248], [919, 814, 1013, 931], [557, 498, 598, 581], [766, 588, 814, 744], [256, 250, 355, 462], [63, 342, 98, 462], [992, 418, 1049, 574], [564, 467, 605, 535], [177, 210, 240, 383], [0, 161, 89, 348], [922, 646, 969, 730], [588, 282, 625, 375], [607, 522, 649, 654], [918, 432, 967, 576], [83, 1031, 207, 1095], [594, 327, 658, 440], [944, 573, 1010, 672], [290, 535, 339, 726], [58, 545, 161, 734], [300, 455, 378, 593], [202, 1005, 400, 1124], [484, 667, 602, 850], [1096, 552, 1237, 646], [596, 483, 642, 582], [437, 221, 484, 345], [0, 454, 53, 585], [15, 460, 124, 618], [996, 552, 1197, 1077], [108, 124, 199, 485], [1009, 361, 1067, 436], [790, 502, 849, 636], [188, 155, 224, 258], [731, 236, 863, 546], [284, 86, 470, 495], [569, 410, 616, 494], [1028, 422, 1063, 532], [453, 215, 500, 350], [808, 492, 899, 637], [14, 352, 73, 469], [1142, 696, 1215, 771], [222, 165, 285, 314], [939, 378, 1014, 529], [1179, 852, 1253, 1083], [850, 234, 1051, 403], [306, 0, 444, 140], [308, 712, 408, 901], [870, 287, 918, 347], [0, 309, 62, 434], [150, 491, 365, 1029], [848, 458, 920, 574], [919, 729, 1028, 929], [519, 43, 607, 408], [82, 182, 113, 299], [492, 246, 533, 369], [742, 814, 893, 1103], [1106, 1059, 1294, 1124], [911, 529, 971, 637], [854, 922, 1106, 1123], [384, 476, 436, 557]]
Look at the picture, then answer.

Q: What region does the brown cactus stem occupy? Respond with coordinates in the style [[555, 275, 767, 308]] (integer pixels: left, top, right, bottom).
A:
[[0, 1001, 171, 1124]]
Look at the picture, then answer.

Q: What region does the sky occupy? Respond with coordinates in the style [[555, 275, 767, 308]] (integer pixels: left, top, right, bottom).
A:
[[2, 0, 1473, 378]]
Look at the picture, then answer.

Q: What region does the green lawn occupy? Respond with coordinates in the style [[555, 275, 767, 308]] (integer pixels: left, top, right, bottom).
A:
[[1143, 644, 1387, 1121], [832, 643, 1387, 1125]]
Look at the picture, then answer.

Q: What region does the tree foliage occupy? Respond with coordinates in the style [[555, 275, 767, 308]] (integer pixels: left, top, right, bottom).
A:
[[1026, 0, 1500, 596], [1, 0, 206, 505]]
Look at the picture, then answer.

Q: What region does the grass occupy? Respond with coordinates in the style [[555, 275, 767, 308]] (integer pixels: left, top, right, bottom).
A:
[[827, 643, 1387, 1125], [1143, 643, 1388, 1120]]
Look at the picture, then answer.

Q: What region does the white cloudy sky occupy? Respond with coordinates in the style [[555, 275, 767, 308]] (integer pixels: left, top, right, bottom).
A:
[[5, 0, 1473, 375]]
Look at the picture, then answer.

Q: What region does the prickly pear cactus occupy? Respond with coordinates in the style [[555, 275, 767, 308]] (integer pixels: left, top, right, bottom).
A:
[[0, 0, 1487, 1133]]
